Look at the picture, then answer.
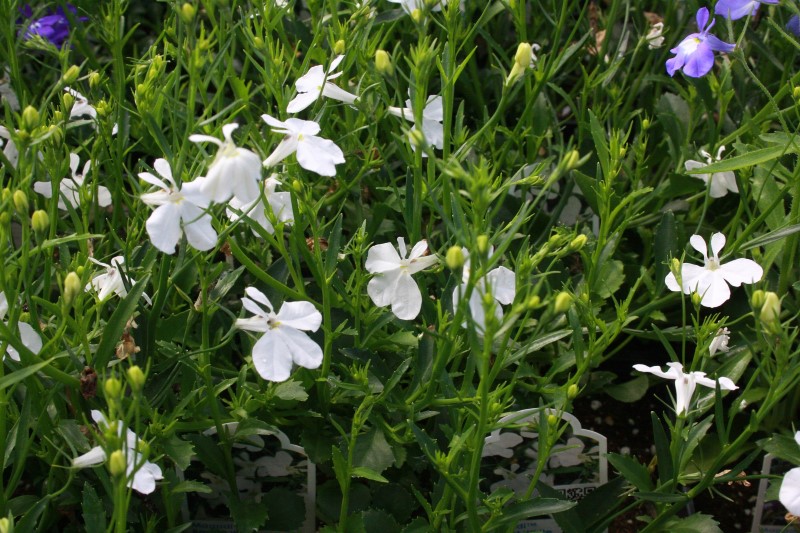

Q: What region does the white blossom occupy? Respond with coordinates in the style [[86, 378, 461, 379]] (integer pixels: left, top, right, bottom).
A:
[[780, 432, 800, 515], [227, 176, 293, 235], [633, 361, 737, 415], [452, 248, 516, 332], [482, 431, 524, 458], [235, 287, 323, 382], [0, 126, 18, 167], [287, 55, 358, 113], [387, 95, 444, 155], [139, 158, 217, 254], [365, 238, 438, 320], [86, 257, 151, 304], [0, 292, 42, 362], [708, 327, 730, 356], [261, 114, 344, 176], [189, 123, 262, 203], [665, 233, 763, 308], [646, 22, 665, 49], [685, 146, 738, 198], [73, 410, 163, 495], [34, 153, 112, 210]]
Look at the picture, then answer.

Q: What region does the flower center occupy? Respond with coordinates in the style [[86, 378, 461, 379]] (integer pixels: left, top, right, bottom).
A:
[[706, 258, 720, 271]]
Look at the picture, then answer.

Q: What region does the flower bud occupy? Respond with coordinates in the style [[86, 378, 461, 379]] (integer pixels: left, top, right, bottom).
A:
[[334, 39, 346, 55], [568, 234, 587, 251], [409, 128, 425, 148], [567, 383, 579, 399], [180, 2, 196, 23], [563, 149, 580, 171], [104, 377, 122, 400], [411, 9, 423, 23], [751, 289, 765, 310], [89, 71, 101, 89], [12, 190, 28, 214], [108, 450, 126, 477], [445, 245, 464, 269], [62, 65, 80, 85], [794, 86, 800, 101], [31, 210, 49, 233], [691, 291, 703, 307], [526, 295, 540, 310], [292, 179, 302, 193], [547, 414, 558, 426], [0, 517, 10, 533], [375, 50, 393, 76], [63, 272, 81, 306], [760, 291, 781, 332], [62, 92, 74, 111], [21, 106, 39, 131], [96, 100, 111, 117], [547, 234, 561, 248], [642, 118, 650, 130], [127, 365, 145, 392], [482, 291, 494, 307], [514, 43, 533, 69], [476, 235, 489, 255], [553, 291, 572, 314], [253, 37, 264, 48]]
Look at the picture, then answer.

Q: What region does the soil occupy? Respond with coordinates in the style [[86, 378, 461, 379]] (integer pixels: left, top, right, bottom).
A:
[[572, 394, 759, 532]]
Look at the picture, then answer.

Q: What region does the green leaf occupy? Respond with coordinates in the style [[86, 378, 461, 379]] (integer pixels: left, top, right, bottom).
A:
[[170, 481, 212, 494], [654, 210, 678, 287], [663, 513, 723, 532], [273, 379, 309, 401], [0, 359, 54, 392], [492, 498, 576, 528], [588, 111, 610, 179], [229, 497, 268, 533], [351, 466, 389, 483], [263, 487, 306, 531], [163, 435, 195, 471], [651, 412, 673, 485], [607, 453, 653, 492], [353, 427, 394, 475], [635, 492, 686, 503], [94, 275, 150, 370], [573, 170, 600, 215], [82, 482, 106, 533], [684, 144, 797, 174], [605, 375, 649, 403], [762, 434, 800, 464], [209, 265, 245, 301], [363, 509, 401, 532], [332, 445, 348, 489]]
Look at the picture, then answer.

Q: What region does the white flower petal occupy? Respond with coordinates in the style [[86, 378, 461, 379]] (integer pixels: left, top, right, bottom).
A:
[[719, 259, 763, 287], [368, 269, 402, 308], [138, 171, 169, 191], [252, 330, 294, 382], [295, 135, 344, 176], [365, 243, 403, 273], [275, 301, 322, 331], [276, 326, 323, 371], [710, 233, 726, 257], [73, 446, 107, 468], [390, 271, 423, 320], [263, 137, 300, 168], [697, 273, 732, 308], [781, 467, 800, 515], [182, 211, 217, 251], [689, 235, 708, 257], [130, 460, 163, 495], [486, 266, 516, 305], [286, 91, 321, 114], [146, 203, 182, 254]]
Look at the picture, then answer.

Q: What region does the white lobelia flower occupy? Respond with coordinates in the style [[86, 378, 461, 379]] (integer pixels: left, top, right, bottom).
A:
[[0, 292, 42, 362], [189, 123, 262, 203], [227, 176, 294, 235], [482, 431, 524, 458], [387, 95, 444, 155], [261, 114, 345, 176], [33, 153, 112, 210], [86, 256, 152, 304], [235, 287, 323, 382], [708, 327, 731, 356], [780, 432, 800, 515], [684, 146, 739, 198], [286, 55, 358, 114], [365, 238, 438, 320], [64, 87, 97, 121], [646, 22, 665, 49], [452, 248, 516, 332], [73, 410, 163, 495], [665, 233, 763, 308], [388, 0, 446, 14], [632, 361, 737, 415], [139, 158, 217, 254]]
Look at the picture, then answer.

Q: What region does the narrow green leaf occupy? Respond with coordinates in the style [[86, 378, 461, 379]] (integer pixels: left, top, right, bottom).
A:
[[608, 453, 654, 492], [0, 359, 53, 391], [684, 144, 796, 174], [351, 466, 389, 483], [171, 480, 213, 494], [651, 412, 673, 485], [492, 498, 576, 528], [94, 275, 150, 369]]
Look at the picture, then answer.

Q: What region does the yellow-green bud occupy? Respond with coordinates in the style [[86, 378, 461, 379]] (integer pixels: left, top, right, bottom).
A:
[[63, 272, 81, 306], [96, 100, 111, 117], [547, 414, 559, 426], [794, 86, 800, 101], [760, 291, 781, 333], [180, 2, 196, 23], [751, 289, 765, 310], [88, 71, 101, 89], [670, 258, 681, 277], [445, 245, 464, 269], [563, 149, 580, 171], [482, 291, 494, 307], [2, 188, 10, 202], [21, 106, 39, 131], [0, 213, 8, 226], [334, 39, 346, 55], [691, 291, 703, 307], [567, 384, 579, 399], [476, 235, 489, 254], [62, 65, 80, 85], [547, 234, 561, 248], [526, 295, 540, 310], [104, 377, 123, 399], [553, 291, 572, 314], [108, 450, 126, 477], [76, 265, 85, 276], [253, 37, 264, 48], [375, 50, 393, 76], [509, 0, 517, 9], [569, 234, 587, 251], [0, 517, 10, 533], [127, 366, 145, 392], [62, 92, 74, 111], [409, 128, 425, 148], [12, 190, 28, 214], [514, 43, 533, 69], [642, 118, 650, 130], [31, 210, 49, 233], [292, 179, 302, 193], [411, 8, 423, 23]]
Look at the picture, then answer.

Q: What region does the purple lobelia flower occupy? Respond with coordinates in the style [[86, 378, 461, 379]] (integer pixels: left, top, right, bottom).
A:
[[19, 4, 86, 49], [788, 15, 800, 37], [666, 8, 735, 78], [715, 0, 779, 21]]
